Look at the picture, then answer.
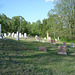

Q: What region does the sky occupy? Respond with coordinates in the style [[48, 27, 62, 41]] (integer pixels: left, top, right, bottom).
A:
[[0, 0, 55, 23]]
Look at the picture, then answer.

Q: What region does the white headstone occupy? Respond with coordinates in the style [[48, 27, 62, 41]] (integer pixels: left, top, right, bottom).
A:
[[4, 33, 6, 37], [19, 33, 21, 38], [44, 37, 46, 40], [14, 34, 17, 38], [58, 37, 59, 40], [8, 32, 11, 37], [49, 37, 51, 41], [11, 32, 14, 38], [55, 38, 57, 41], [35, 35, 39, 42], [24, 33, 26, 38]]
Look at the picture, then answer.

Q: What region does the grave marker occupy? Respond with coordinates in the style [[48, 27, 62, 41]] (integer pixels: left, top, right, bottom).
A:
[[58, 46, 67, 55], [24, 33, 26, 38], [70, 43, 75, 47], [63, 42, 66, 46], [51, 40, 56, 44], [35, 35, 39, 42], [39, 46, 47, 52]]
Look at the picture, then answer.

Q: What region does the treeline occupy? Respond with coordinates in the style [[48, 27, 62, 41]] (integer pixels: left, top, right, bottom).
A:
[[0, 0, 75, 40]]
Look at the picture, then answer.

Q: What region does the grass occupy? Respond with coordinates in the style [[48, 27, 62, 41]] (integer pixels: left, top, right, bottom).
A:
[[0, 37, 75, 75]]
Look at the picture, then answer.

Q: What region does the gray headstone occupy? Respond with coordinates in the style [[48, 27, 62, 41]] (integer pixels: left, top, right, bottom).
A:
[[58, 46, 67, 55], [70, 43, 75, 47]]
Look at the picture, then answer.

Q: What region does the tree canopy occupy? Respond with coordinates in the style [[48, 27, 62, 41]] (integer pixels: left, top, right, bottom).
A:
[[0, 0, 75, 40]]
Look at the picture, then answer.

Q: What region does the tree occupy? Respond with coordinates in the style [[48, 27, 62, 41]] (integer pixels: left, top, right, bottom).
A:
[[54, 0, 75, 40]]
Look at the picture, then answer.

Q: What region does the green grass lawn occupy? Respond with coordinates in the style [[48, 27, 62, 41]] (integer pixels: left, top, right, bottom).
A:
[[0, 37, 75, 75]]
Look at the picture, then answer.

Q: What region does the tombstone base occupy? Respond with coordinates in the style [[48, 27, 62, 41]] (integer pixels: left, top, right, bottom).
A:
[[58, 52, 67, 55]]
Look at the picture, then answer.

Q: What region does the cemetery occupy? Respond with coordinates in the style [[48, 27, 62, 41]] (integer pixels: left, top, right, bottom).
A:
[[0, 31, 75, 74], [0, 0, 75, 74]]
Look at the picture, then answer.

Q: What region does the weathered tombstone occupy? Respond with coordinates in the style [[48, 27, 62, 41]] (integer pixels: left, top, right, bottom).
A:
[[39, 46, 47, 52], [0, 24, 3, 39], [63, 42, 66, 46], [8, 32, 11, 37], [51, 40, 56, 44], [35, 35, 39, 42], [70, 43, 75, 47], [47, 32, 49, 41], [58, 46, 67, 55], [24, 33, 26, 38]]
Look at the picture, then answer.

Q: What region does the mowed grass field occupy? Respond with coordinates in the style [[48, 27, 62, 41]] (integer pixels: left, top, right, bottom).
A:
[[0, 37, 75, 75]]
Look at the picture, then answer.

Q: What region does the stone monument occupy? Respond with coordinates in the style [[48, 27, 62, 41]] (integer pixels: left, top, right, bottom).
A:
[[58, 46, 67, 55], [51, 40, 56, 44], [70, 43, 75, 47]]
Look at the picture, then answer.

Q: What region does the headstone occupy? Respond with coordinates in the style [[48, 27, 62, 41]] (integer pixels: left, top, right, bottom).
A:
[[58, 46, 67, 55], [19, 33, 21, 38], [58, 37, 59, 40], [44, 37, 46, 40], [16, 31, 19, 40], [39, 46, 47, 52], [8, 32, 11, 37], [11, 32, 14, 38], [51, 40, 56, 44], [14, 34, 17, 38], [55, 38, 57, 42], [0, 24, 3, 39], [70, 43, 75, 47], [47, 32, 49, 41], [49, 37, 51, 41], [42, 40, 45, 43], [63, 42, 66, 46], [4, 33, 7, 37], [24, 33, 26, 38], [21, 34, 23, 37], [35, 35, 39, 42]]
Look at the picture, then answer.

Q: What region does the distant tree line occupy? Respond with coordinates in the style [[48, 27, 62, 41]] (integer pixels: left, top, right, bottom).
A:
[[0, 0, 75, 40]]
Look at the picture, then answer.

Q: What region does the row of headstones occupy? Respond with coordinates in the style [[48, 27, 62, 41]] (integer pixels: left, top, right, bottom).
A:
[[35, 35, 59, 43], [39, 42, 75, 55], [3, 32, 27, 38]]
